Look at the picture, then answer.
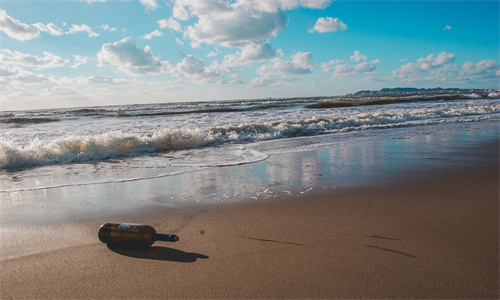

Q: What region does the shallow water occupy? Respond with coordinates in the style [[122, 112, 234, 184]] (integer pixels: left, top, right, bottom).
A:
[[1, 119, 498, 225], [1, 95, 499, 192]]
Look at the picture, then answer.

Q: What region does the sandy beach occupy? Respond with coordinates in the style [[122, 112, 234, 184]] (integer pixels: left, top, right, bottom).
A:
[[1, 125, 499, 299], [1, 0, 499, 298]]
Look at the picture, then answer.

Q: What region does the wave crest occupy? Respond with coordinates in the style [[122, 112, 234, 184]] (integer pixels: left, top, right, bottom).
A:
[[0, 129, 214, 169], [1, 101, 499, 169]]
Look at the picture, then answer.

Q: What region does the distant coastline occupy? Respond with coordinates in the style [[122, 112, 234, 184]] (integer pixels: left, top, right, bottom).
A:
[[266, 87, 499, 104], [349, 87, 499, 97], [301, 87, 500, 109]]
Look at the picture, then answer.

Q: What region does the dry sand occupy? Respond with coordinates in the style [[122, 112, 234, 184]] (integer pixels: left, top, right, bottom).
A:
[[1, 133, 498, 299]]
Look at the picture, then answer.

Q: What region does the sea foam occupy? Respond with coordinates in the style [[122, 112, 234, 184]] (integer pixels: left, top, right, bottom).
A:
[[0, 128, 213, 169], [1, 97, 499, 170]]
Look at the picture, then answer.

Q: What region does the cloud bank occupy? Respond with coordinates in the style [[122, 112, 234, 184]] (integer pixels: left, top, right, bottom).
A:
[[0, 9, 39, 41], [172, 0, 333, 48], [0, 49, 69, 69]]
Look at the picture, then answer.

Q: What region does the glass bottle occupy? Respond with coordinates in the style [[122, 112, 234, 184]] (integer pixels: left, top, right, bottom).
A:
[[98, 223, 179, 248]]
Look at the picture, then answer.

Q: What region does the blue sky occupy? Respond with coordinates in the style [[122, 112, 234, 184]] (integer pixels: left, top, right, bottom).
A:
[[1, 0, 499, 111]]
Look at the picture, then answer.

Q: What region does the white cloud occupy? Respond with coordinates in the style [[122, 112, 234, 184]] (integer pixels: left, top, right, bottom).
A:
[[320, 59, 346, 72], [97, 37, 169, 75], [235, 0, 333, 13], [309, 17, 347, 33], [0, 65, 50, 85], [211, 54, 243, 71], [240, 42, 276, 61], [172, 1, 190, 21], [67, 24, 100, 37], [157, 18, 181, 31], [177, 55, 205, 74], [174, 0, 287, 47], [391, 63, 463, 85], [459, 60, 499, 80], [299, 0, 333, 9], [175, 38, 184, 46], [17, 72, 132, 87], [101, 24, 117, 32], [1, 10, 108, 40], [350, 51, 367, 62], [216, 78, 245, 85], [249, 75, 276, 88], [32, 22, 63, 36], [0, 65, 19, 77], [242, 0, 299, 12], [386, 52, 495, 84], [257, 52, 314, 76], [207, 48, 220, 57], [443, 25, 452, 30], [292, 51, 315, 70], [430, 64, 459, 83], [393, 51, 456, 78], [175, 54, 221, 81], [171, 0, 333, 48], [0, 49, 69, 69], [210, 42, 277, 73], [40, 86, 80, 98], [355, 60, 379, 72], [393, 62, 424, 77], [0, 9, 39, 41], [71, 55, 89, 69], [141, 29, 163, 39], [13, 73, 51, 85], [140, 0, 160, 10], [321, 51, 379, 79], [83, 75, 131, 85], [332, 59, 380, 79], [417, 52, 455, 70]]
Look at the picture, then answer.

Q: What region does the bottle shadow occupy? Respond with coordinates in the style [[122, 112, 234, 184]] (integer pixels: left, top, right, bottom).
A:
[[108, 245, 209, 263]]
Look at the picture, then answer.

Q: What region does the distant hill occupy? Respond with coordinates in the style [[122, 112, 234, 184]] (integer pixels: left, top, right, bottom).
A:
[[350, 87, 498, 97]]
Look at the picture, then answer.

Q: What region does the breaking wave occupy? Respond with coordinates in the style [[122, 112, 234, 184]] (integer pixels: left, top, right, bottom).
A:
[[1, 100, 499, 170]]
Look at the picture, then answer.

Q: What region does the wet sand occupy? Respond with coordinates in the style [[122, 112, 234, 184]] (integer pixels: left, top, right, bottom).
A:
[[0, 126, 499, 299]]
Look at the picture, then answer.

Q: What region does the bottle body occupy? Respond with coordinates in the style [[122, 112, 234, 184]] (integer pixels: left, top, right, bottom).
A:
[[98, 223, 178, 248]]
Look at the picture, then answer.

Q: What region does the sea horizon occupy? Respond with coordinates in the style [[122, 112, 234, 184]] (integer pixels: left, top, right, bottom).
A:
[[2, 86, 498, 113]]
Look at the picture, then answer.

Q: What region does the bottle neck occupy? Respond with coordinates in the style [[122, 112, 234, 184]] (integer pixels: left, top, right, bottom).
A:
[[155, 233, 179, 242]]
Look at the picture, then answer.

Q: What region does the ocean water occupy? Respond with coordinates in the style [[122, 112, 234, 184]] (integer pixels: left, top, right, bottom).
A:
[[1, 93, 499, 193]]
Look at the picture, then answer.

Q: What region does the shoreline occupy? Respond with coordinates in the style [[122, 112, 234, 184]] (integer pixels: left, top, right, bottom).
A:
[[0, 121, 499, 299], [1, 121, 498, 226]]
